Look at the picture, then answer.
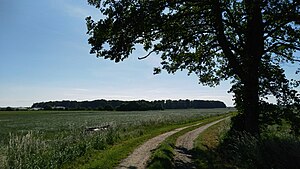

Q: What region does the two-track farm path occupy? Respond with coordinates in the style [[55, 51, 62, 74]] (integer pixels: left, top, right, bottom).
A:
[[116, 117, 228, 169], [116, 124, 200, 169]]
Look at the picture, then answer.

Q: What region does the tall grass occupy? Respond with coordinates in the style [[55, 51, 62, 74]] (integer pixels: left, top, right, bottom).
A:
[[2, 124, 147, 169], [0, 109, 230, 168], [220, 131, 300, 169], [1, 123, 130, 169], [4, 131, 88, 169]]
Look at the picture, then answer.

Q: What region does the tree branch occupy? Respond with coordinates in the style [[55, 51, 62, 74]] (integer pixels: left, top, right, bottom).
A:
[[265, 42, 300, 53], [138, 50, 156, 60], [212, 0, 243, 78], [263, 21, 291, 40]]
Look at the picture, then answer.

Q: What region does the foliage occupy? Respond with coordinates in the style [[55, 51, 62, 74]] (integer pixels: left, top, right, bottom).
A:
[[219, 131, 300, 169], [192, 117, 300, 169], [86, 0, 300, 134], [220, 131, 261, 168], [31, 99, 226, 111], [115, 100, 163, 111]]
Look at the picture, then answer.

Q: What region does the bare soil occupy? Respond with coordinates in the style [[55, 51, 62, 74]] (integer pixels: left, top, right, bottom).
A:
[[116, 123, 200, 169], [116, 117, 228, 169]]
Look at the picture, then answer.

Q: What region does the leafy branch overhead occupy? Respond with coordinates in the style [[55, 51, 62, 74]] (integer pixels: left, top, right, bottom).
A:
[[87, 0, 300, 134]]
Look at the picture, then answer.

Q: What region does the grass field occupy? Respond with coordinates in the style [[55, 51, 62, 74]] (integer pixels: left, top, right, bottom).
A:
[[0, 108, 232, 168]]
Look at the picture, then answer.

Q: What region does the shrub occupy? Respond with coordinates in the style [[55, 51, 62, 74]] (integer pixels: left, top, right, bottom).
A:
[[219, 131, 300, 169], [258, 136, 300, 169], [220, 131, 260, 168]]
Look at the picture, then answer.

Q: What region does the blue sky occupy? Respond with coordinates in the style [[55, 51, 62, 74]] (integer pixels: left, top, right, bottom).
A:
[[0, 1, 298, 107]]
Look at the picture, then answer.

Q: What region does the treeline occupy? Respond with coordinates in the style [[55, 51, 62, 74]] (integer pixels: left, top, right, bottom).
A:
[[31, 99, 226, 111], [0, 107, 29, 111]]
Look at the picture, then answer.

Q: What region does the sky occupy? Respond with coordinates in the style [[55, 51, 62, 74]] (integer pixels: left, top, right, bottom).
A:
[[0, 1, 298, 107]]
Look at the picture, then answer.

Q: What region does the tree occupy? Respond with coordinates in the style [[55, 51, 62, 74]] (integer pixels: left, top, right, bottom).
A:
[[86, 0, 300, 134]]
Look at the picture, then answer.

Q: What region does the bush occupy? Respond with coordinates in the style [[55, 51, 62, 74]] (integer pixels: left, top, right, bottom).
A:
[[258, 136, 300, 169], [219, 131, 300, 169], [220, 131, 260, 168]]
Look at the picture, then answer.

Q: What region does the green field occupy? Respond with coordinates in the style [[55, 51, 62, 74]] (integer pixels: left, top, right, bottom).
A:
[[0, 108, 232, 140], [0, 108, 232, 168]]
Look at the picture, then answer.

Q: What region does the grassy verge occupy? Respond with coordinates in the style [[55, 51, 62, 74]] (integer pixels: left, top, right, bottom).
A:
[[63, 123, 182, 169], [193, 116, 300, 169], [193, 117, 231, 169], [147, 113, 232, 169], [219, 128, 300, 169]]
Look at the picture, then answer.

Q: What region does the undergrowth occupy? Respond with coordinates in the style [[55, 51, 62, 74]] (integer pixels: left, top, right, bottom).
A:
[[193, 118, 300, 169], [220, 131, 300, 169]]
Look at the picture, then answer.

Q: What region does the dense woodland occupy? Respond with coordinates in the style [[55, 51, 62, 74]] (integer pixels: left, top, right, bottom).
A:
[[30, 99, 226, 111]]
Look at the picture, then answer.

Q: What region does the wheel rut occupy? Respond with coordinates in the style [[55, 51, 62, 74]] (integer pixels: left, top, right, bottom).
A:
[[116, 117, 228, 169], [174, 117, 229, 169], [116, 123, 200, 169]]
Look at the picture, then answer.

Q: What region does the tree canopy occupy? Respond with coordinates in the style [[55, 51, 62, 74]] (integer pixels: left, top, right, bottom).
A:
[[86, 0, 300, 134]]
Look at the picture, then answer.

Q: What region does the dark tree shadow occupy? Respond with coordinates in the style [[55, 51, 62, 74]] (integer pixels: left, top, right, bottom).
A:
[[174, 147, 197, 169]]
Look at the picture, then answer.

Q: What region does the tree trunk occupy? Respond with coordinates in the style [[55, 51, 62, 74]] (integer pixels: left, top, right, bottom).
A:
[[242, 73, 260, 134], [242, 0, 263, 135], [213, 0, 263, 135]]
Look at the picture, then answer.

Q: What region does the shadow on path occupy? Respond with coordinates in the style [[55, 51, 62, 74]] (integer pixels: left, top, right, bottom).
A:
[[174, 147, 197, 169]]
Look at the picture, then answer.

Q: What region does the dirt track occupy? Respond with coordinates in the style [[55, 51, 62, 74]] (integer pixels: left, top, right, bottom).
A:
[[116, 123, 201, 169], [174, 118, 228, 169], [116, 117, 228, 169]]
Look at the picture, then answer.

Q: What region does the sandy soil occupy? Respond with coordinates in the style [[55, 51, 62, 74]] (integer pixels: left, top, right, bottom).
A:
[[116, 117, 228, 169], [116, 123, 201, 169], [174, 118, 228, 169]]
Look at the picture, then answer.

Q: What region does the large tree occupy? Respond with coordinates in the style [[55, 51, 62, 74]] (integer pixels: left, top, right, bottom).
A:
[[86, 0, 300, 134]]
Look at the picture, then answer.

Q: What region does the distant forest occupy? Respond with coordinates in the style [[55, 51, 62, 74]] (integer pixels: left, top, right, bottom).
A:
[[31, 99, 226, 111]]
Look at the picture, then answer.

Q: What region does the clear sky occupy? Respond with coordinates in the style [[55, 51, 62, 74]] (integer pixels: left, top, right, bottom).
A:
[[0, 1, 298, 107]]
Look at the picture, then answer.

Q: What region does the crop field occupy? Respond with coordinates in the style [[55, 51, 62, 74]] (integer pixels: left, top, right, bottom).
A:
[[0, 108, 231, 142], [0, 108, 231, 168]]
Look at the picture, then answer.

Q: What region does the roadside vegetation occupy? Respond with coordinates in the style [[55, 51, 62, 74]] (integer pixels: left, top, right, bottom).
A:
[[147, 114, 300, 169], [147, 114, 231, 169], [0, 108, 230, 169], [194, 117, 300, 169], [217, 124, 300, 169], [193, 117, 232, 168]]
